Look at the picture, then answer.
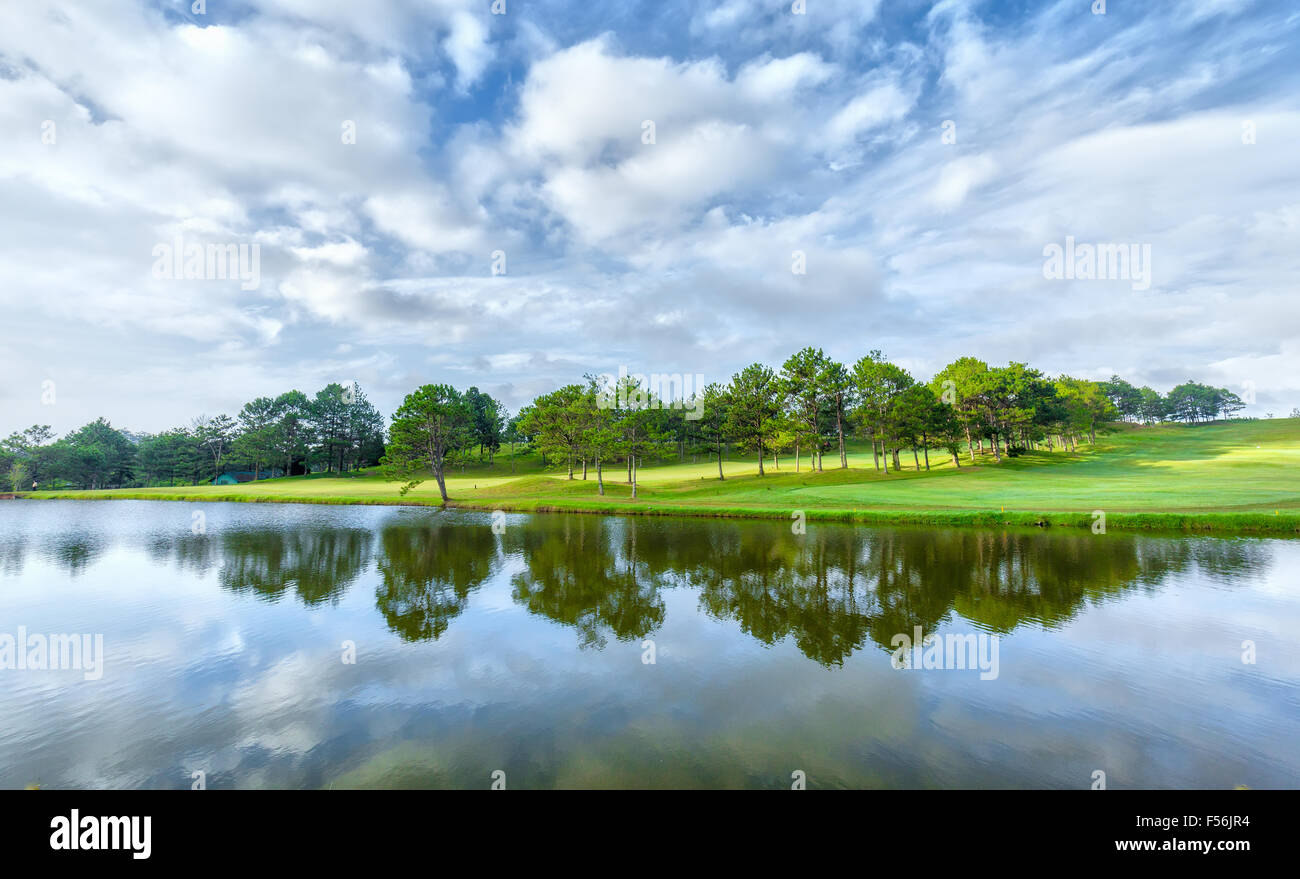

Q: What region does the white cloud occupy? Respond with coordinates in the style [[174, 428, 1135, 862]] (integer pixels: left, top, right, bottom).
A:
[[1, 0, 1297, 432], [928, 154, 997, 211], [825, 81, 916, 145]]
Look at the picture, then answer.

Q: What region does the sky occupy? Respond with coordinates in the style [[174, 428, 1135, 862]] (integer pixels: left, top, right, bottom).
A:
[[2, 0, 1298, 435]]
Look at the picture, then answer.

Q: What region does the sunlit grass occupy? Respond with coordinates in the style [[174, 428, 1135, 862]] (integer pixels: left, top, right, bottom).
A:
[[28, 418, 1300, 532]]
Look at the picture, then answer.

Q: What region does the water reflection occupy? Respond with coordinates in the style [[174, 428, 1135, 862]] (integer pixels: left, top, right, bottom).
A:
[[0, 534, 25, 577], [0, 505, 1276, 665], [219, 528, 373, 606], [375, 520, 499, 641], [507, 516, 666, 649], [0, 501, 1294, 789], [145, 533, 219, 574], [500, 518, 1273, 666], [692, 526, 877, 666], [52, 535, 106, 577]]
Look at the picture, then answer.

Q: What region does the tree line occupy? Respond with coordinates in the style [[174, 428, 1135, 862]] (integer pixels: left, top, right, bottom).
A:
[[1101, 377, 1246, 424], [3, 354, 1262, 494], [378, 349, 1259, 501], [2, 382, 388, 491]]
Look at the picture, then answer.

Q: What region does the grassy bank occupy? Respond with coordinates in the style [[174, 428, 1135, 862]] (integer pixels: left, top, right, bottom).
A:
[[22, 418, 1300, 534]]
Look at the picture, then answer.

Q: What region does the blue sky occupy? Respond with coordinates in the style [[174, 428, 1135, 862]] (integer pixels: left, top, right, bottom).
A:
[[2, 0, 1299, 432]]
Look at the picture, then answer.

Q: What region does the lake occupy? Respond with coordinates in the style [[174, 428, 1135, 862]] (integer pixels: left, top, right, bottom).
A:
[[1, 500, 1296, 789]]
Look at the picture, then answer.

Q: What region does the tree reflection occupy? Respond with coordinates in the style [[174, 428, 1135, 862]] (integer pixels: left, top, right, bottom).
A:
[[506, 516, 1273, 667], [507, 516, 666, 649], [145, 533, 218, 574], [375, 519, 499, 641], [0, 534, 25, 577], [48, 535, 104, 578], [161, 506, 1277, 664], [220, 528, 373, 606]]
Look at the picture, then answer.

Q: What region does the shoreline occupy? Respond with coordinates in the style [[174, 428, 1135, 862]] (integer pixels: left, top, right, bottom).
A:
[[16, 491, 1300, 536]]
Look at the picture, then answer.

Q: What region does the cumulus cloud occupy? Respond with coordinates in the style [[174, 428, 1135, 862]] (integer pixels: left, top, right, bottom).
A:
[[1, 0, 1298, 432]]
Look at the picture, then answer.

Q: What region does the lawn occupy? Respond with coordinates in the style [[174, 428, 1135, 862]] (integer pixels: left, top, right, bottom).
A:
[[25, 419, 1300, 534]]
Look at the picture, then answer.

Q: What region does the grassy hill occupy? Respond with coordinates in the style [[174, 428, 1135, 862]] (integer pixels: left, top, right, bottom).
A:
[[25, 418, 1300, 534]]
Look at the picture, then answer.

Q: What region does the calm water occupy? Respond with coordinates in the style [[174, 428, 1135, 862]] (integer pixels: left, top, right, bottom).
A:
[[1, 500, 1297, 789]]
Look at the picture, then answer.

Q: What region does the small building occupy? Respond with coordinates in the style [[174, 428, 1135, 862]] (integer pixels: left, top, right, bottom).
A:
[[213, 468, 284, 485]]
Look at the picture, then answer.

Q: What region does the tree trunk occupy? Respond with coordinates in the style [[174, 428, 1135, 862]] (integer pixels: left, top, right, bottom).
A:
[[631, 455, 638, 498], [717, 443, 725, 480], [597, 455, 604, 495], [836, 402, 847, 468], [757, 439, 765, 476], [582, 458, 587, 480], [433, 463, 449, 502], [795, 441, 800, 472], [922, 435, 931, 471], [912, 446, 920, 471]]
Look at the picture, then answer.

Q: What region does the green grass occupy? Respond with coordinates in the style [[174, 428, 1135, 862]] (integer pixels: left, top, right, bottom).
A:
[[23, 419, 1300, 534]]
